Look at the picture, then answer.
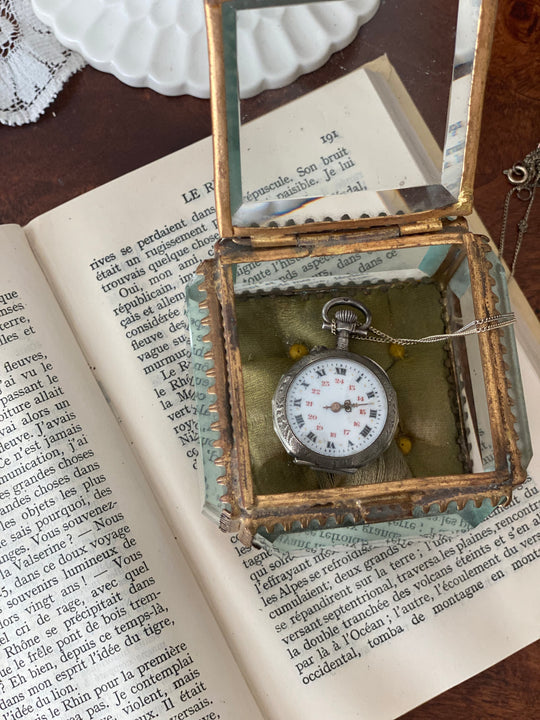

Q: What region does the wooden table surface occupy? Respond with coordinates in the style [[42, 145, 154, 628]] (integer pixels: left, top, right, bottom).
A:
[[1, 1, 538, 717]]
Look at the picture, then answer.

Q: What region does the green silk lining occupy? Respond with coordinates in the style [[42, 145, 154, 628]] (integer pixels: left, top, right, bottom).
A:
[[235, 281, 466, 496]]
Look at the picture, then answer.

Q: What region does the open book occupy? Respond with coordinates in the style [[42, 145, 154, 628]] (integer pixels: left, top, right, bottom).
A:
[[1, 66, 539, 720]]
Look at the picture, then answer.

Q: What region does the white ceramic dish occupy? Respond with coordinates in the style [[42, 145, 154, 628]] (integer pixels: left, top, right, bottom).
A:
[[31, 0, 380, 98]]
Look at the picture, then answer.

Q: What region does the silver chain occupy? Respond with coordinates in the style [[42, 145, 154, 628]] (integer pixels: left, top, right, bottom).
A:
[[331, 313, 515, 346], [499, 144, 540, 276]]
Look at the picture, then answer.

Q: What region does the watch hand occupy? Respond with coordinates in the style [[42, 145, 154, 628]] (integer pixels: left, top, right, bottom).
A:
[[323, 402, 344, 413], [323, 400, 375, 412]]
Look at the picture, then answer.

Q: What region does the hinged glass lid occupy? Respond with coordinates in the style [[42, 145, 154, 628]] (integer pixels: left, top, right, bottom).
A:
[[207, 0, 494, 234]]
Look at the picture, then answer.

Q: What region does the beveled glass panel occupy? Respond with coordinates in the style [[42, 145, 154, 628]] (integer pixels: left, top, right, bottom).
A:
[[221, 0, 481, 227], [222, 242, 515, 499]]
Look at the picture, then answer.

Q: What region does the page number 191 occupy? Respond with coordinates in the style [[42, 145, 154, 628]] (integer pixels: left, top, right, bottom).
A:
[[321, 130, 338, 144]]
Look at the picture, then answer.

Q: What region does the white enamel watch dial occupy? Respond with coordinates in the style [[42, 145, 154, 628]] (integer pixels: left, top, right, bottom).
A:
[[286, 356, 389, 457], [272, 298, 398, 473]]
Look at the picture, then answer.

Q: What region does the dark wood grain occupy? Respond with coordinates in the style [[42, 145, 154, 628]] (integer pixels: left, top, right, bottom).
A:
[[475, 0, 540, 317], [0, 1, 538, 717]]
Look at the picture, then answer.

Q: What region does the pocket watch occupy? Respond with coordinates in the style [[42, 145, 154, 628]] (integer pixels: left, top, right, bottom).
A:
[[272, 298, 399, 474]]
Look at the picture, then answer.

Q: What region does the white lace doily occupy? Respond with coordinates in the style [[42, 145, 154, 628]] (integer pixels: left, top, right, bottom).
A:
[[0, 0, 85, 126], [1, 0, 380, 125]]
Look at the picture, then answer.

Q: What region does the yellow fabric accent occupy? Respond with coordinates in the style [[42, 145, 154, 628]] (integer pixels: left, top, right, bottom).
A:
[[289, 343, 309, 361]]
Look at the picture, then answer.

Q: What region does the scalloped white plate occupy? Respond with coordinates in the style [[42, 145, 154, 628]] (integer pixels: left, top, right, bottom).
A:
[[31, 0, 379, 98]]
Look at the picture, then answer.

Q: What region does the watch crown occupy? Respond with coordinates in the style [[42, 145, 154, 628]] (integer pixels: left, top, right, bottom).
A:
[[321, 297, 373, 349], [335, 309, 358, 325]]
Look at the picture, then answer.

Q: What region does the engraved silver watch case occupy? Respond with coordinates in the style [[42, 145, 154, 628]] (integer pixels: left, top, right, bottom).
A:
[[272, 298, 399, 473]]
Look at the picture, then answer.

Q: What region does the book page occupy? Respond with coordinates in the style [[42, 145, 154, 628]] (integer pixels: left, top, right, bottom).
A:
[[26, 70, 540, 719], [0, 225, 262, 720], [233, 56, 441, 225]]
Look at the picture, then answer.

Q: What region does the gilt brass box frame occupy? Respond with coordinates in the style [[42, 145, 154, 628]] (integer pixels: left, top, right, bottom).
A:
[[192, 0, 529, 546], [195, 225, 528, 546], [205, 0, 497, 239]]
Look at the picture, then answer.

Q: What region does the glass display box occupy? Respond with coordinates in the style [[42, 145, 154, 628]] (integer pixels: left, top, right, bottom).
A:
[[187, 0, 531, 549]]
